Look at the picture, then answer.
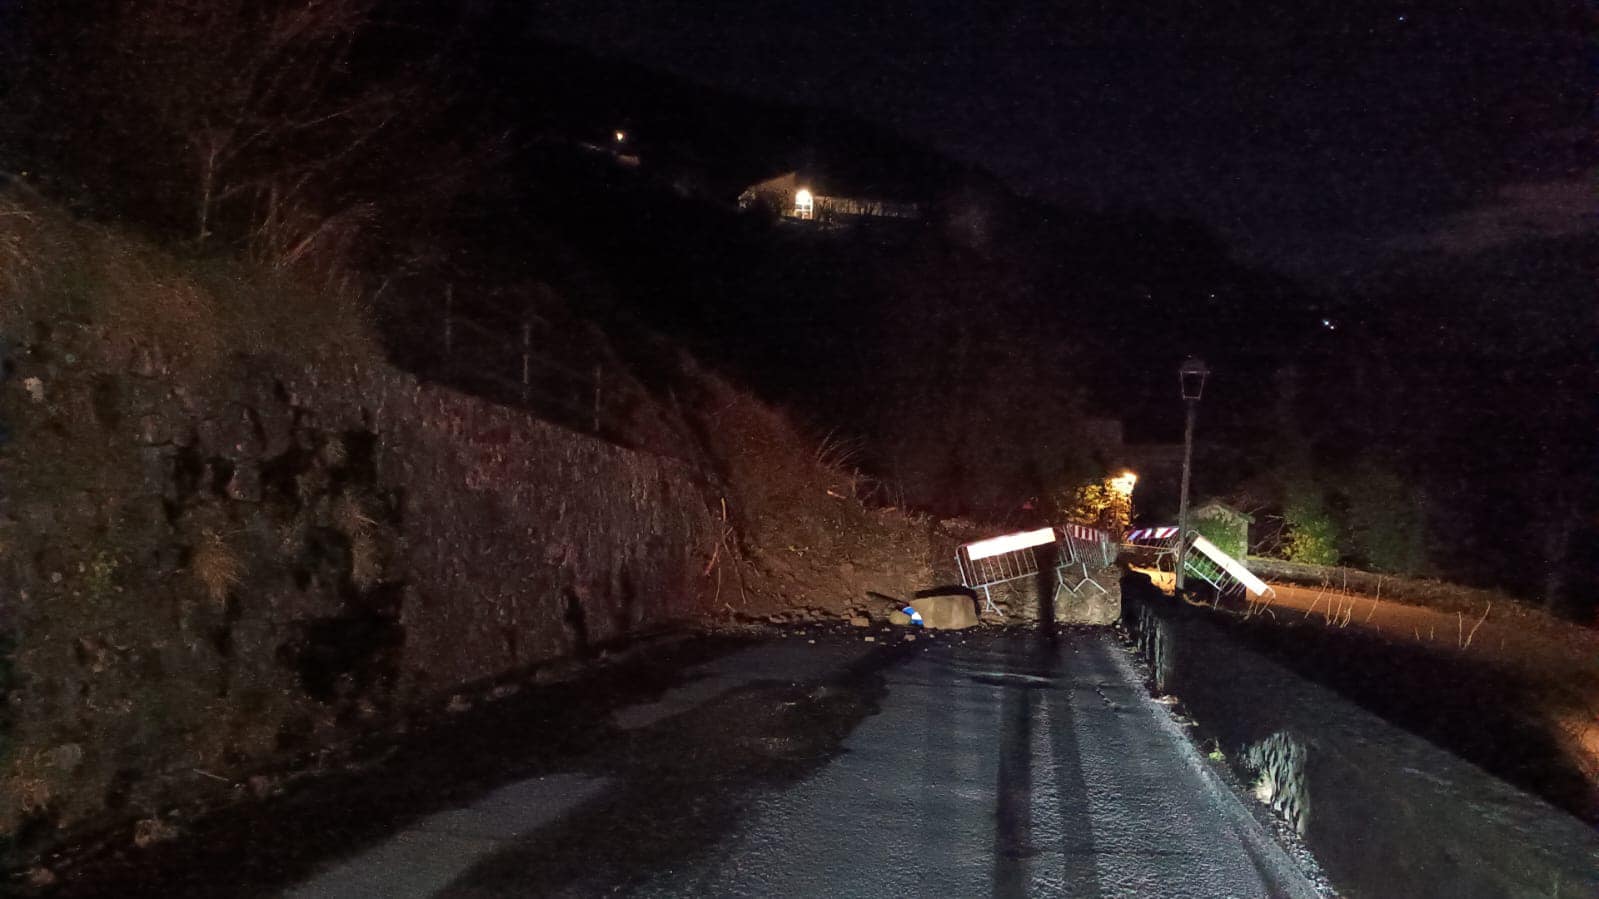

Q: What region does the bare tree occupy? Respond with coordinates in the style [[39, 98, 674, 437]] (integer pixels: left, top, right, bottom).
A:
[[9, 0, 429, 257], [114, 0, 403, 245]]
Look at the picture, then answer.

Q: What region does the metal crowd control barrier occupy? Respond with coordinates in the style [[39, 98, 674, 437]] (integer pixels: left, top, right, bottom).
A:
[[1057, 524, 1111, 600], [1122, 527, 1274, 600], [1183, 533, 1275, 599], [957, 527, 1055, 615], [1124, 526, 1181, 571], [1125, 526, 1179, 541], [956, 525, 1113, 616], [1064, 524, 1118, 570]]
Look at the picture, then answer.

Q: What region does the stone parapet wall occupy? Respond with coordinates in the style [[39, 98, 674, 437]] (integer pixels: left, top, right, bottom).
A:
[[1120, 581, 1599, 898], [960, 567, 1121, 625]]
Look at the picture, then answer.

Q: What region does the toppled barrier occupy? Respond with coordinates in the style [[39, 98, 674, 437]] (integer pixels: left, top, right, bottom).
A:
[[952, 526, 1119, 624], [1121, 578, 1599, 898]]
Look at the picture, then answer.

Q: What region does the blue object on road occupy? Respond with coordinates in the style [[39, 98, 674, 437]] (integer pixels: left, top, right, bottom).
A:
[[902, 606, 924, 627]]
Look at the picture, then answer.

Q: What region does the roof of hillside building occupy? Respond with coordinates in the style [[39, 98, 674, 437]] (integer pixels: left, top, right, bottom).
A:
[[742, 164, 923, 204]]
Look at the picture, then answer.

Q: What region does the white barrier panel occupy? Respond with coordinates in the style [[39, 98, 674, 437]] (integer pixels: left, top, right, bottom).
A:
[[964, 527, 1057, 561], [1189, 535, 1272, 597]]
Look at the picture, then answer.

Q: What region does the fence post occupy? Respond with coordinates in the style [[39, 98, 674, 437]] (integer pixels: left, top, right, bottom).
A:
[[443, 283, 454, 375], [521, 319, 532, 404]]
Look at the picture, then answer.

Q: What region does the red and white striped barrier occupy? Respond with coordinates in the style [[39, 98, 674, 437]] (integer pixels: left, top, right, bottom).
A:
[[1061, 524, 1117, 569], [1126, 526, 1179, 542]]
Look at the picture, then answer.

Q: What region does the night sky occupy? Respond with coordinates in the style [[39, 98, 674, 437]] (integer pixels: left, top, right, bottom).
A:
[[530, 1, 1595, 282]]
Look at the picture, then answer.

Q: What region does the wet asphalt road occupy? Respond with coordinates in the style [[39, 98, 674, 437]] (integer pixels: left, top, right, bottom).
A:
[[276, 627, 1316, 898], [41, 626, 1316, 897]]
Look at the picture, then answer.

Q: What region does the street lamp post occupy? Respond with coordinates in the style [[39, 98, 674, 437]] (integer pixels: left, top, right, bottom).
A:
[[1175, 357, 1209, 591]]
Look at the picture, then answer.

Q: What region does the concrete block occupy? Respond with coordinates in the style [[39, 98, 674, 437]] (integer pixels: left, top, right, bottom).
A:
[[908, 594, 978, 630]]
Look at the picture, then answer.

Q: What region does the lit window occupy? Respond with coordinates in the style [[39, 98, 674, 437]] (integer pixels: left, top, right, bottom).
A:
[[794, 188, 814, 220]]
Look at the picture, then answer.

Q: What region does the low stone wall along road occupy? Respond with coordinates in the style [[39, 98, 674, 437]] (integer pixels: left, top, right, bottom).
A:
[[45, 629, 1320, 898]]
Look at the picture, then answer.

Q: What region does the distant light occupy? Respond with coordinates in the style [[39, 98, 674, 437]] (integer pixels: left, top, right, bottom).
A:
[[1110, 471, 1138, 496], [1397, 14, 1407, 23], [1320, 318, 1337, 330], [614, 130, 626, 143], [794, 188, 814, 219]]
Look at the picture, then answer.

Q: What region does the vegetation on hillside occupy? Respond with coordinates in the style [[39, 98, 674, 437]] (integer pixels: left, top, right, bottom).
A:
[[0, 189, 378, 374]]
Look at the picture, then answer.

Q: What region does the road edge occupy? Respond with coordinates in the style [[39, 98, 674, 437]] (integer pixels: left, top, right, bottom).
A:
[[1105, 627, 1335, 898]]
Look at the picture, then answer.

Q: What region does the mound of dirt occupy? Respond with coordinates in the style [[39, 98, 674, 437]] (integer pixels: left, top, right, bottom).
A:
[[675, 370, 941, 620]]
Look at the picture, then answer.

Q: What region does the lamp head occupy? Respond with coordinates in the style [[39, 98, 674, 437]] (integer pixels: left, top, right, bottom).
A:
[[1179, 356, 1210, 401]]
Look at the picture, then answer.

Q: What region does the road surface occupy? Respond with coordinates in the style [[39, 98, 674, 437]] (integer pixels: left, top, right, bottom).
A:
[[278, 628, 1316, 898], [45, 626, 1320, 897]]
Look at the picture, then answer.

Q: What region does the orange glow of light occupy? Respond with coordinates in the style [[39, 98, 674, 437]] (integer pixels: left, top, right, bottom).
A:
[[1110, 471, 1138, 496]]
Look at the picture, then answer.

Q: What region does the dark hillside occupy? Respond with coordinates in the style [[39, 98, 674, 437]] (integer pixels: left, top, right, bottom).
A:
[[404, 108, 1329, 516], [1339, 236, 1596, 607], [1, 0, 1327, 518], [8, 3, 1571, 605], [465, 32, 981, 203]]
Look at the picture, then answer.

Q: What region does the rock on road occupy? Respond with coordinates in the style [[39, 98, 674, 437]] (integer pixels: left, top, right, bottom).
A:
[[286, 628, 1318, 898]]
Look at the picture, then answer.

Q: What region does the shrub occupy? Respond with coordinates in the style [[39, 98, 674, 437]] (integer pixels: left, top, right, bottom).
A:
[[1060, 475, 1131, 534], [1282, 486, 1339, 566], [190, 531, 243, 605], [1194, 515, 1246, 560], [1341, 463, 1428, 575], [333, 493, 383, 591], [0, 189, 380, 378]]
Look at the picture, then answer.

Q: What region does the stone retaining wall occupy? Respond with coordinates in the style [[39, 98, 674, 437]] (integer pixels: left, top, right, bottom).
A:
[[0, 324, 719, 858]]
